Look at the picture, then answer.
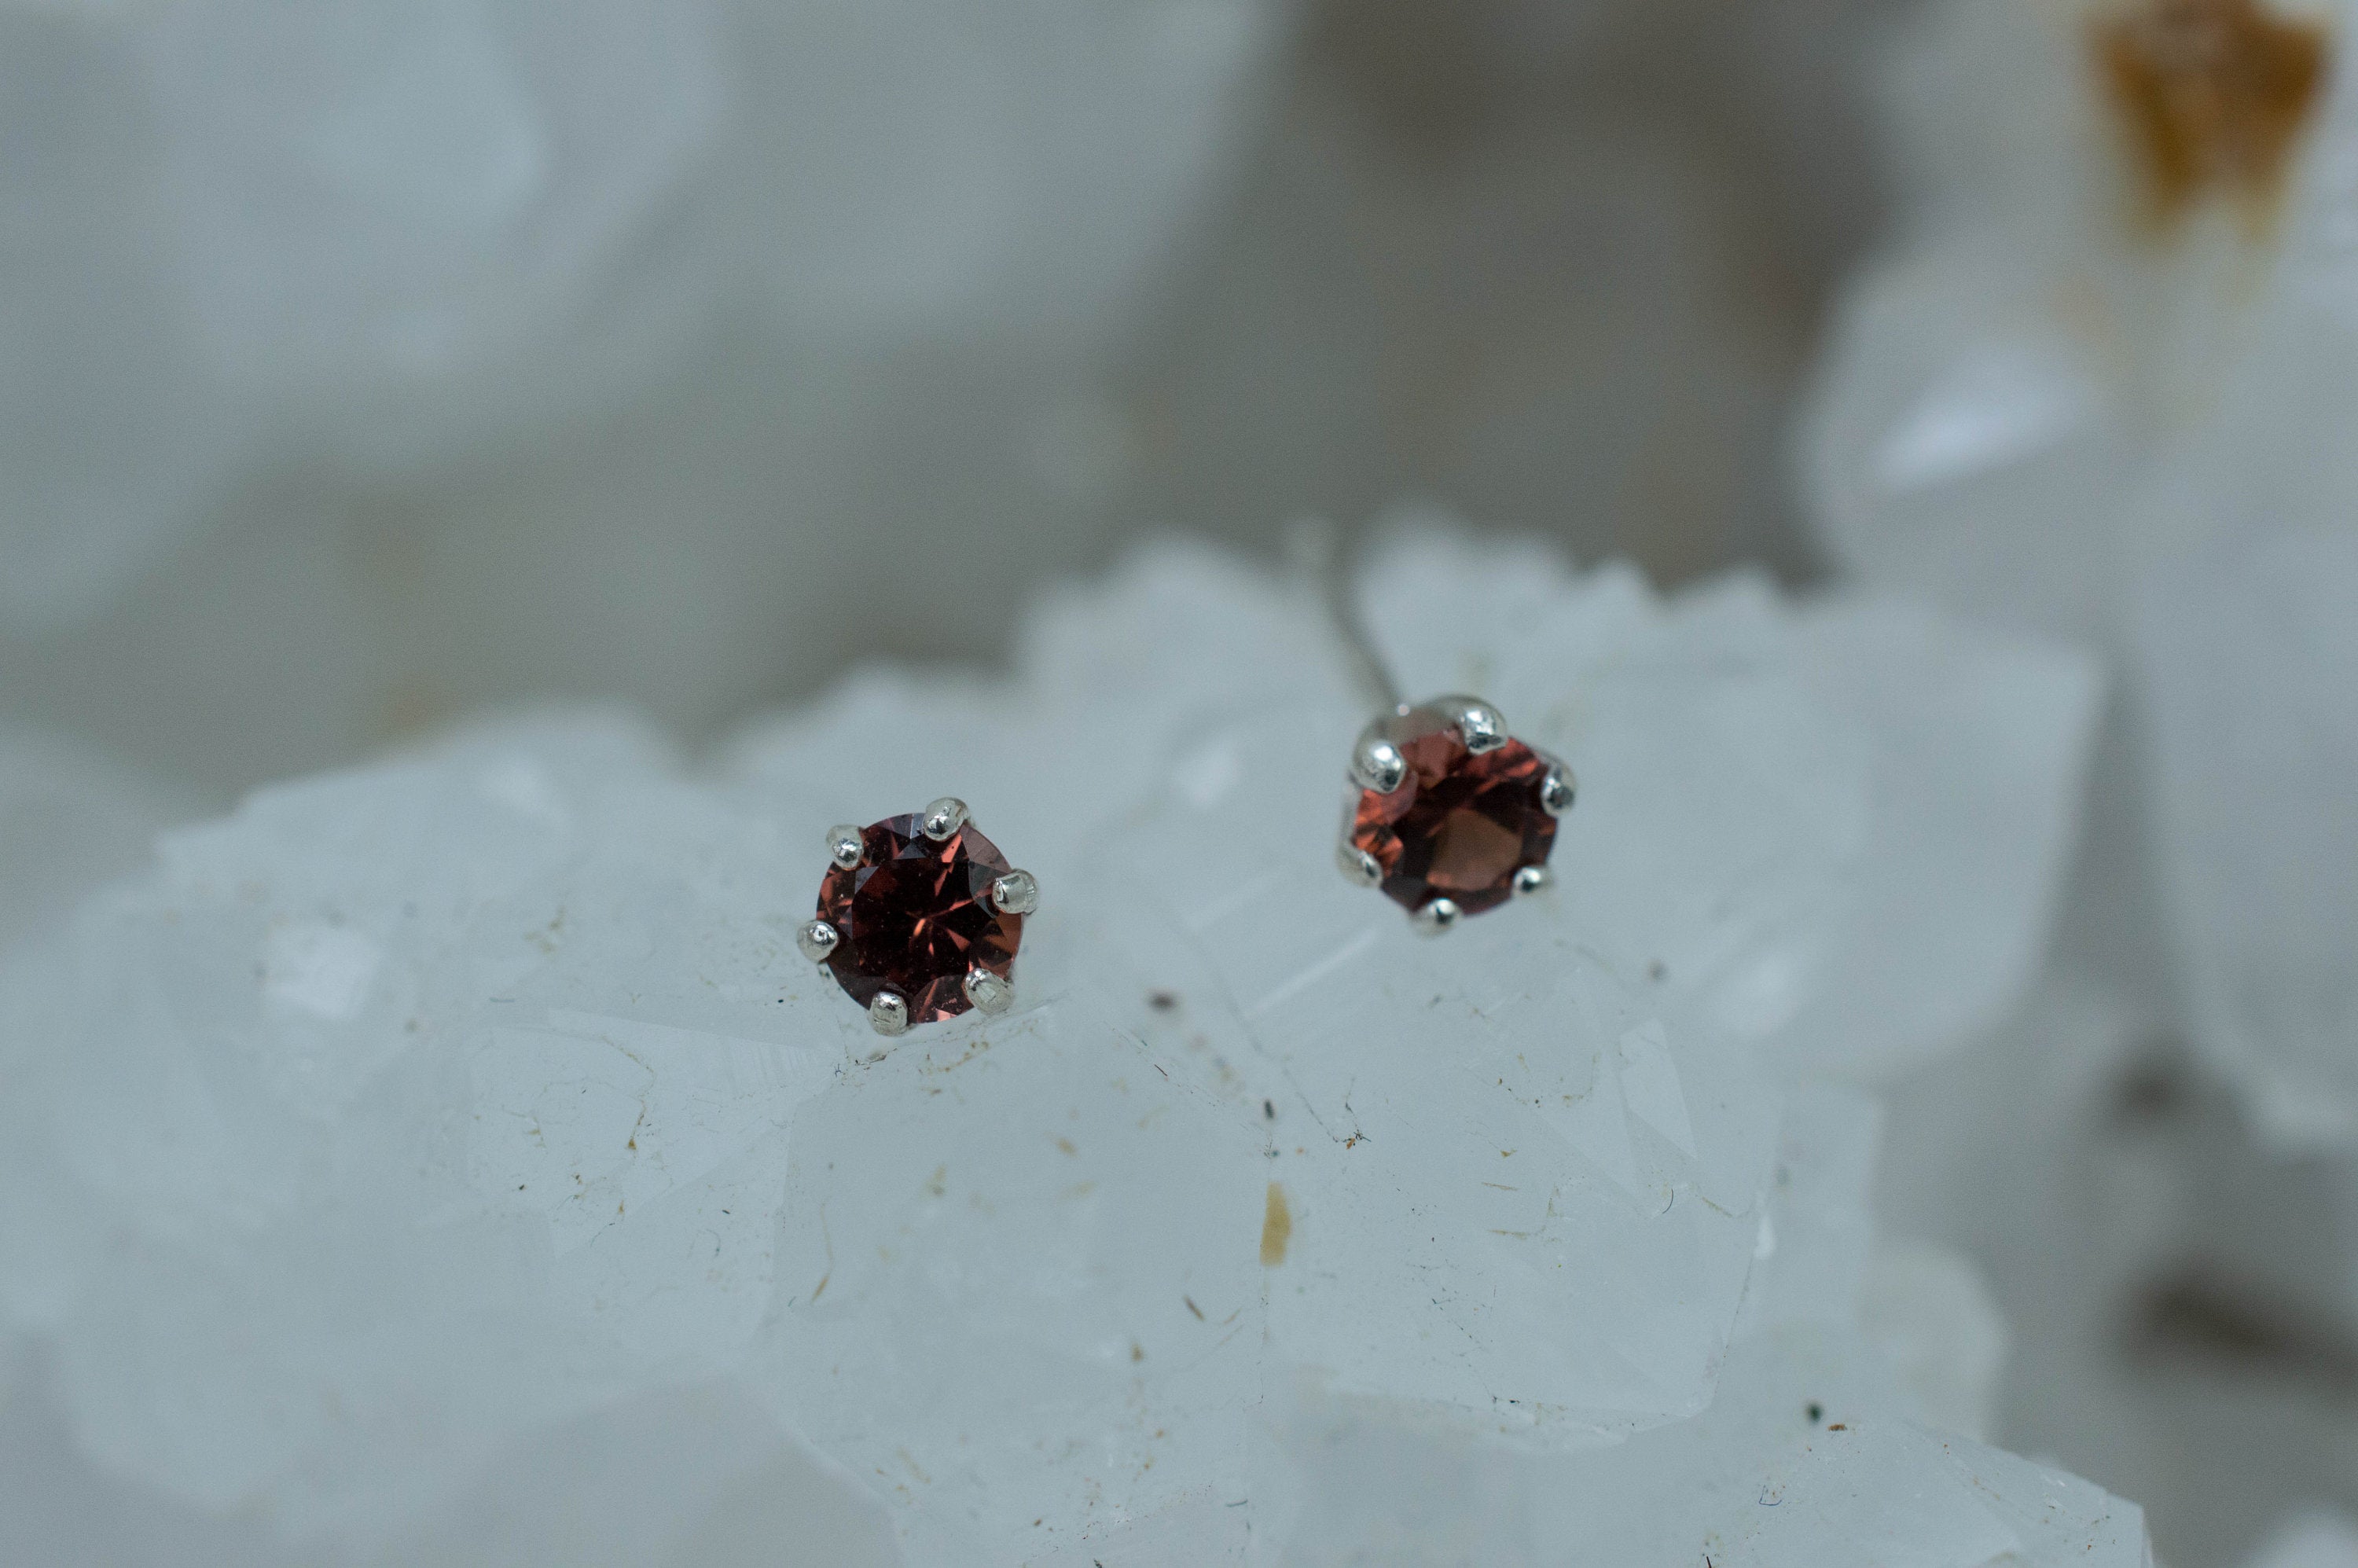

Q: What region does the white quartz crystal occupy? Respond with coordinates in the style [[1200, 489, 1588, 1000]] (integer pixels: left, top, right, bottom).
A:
[[0, 727, 179, 958], [2247, 1512, 2358, 1568], [1262, 1324, 2150, 1568], [2139, 527, 2358, 1140], [1801, 0, 2358, 653], [1257, 1073, 2139, 1568], [0, 537, 2137, 1562], [1792, 12, 2358, 1509], [0, 0, 1283, 634], [1360, 527, 2100, 1084]]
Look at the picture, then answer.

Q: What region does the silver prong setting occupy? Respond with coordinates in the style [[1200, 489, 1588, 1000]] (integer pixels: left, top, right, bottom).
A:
[[990, 868, 1039, 916], [1540, 766, 1577, 817], [1438, 696, 1508, 754], [1350, 733, 1409, 795], [963, 967, 1014, 1015], [868, 991, 909, 1036], [1337, 842, 1383, 887], [1410, 897, 1462, 936], [797, 918, 839, 964], [1512, 865, 1552, 898], [825, 824, 865, 869], [920, 797, 969, 841]]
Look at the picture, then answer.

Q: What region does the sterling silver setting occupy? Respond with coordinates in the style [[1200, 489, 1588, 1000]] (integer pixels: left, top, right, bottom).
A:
[[962, 966, 1015, 1015], [868, 991, 910, 1036], [796, 918, 839, 963], [1334, 694, 1574, 932], [1293, 521, 1574, 934], [920, 795, 969, 842]]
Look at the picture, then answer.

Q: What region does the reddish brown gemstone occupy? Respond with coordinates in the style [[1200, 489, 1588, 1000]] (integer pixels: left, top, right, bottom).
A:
[[1348, 707, 1558, 916], [817, 815, 1023, 1023]]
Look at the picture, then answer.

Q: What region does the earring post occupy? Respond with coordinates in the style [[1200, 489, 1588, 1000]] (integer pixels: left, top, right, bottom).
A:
[[1284, 518, 1404, 712]]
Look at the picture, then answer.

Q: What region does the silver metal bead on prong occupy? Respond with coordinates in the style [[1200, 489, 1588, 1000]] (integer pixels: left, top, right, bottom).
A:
[[825, 824, 864, 869], [1350, 732, 1409, 795], [1336, 842, 1383, 887], [1436, 696, 1508, 754], [868, 991, 910, 1036], [797, 918, 839, 964], [963, 967, 1014, 1015], [1540, 766, 1577, 817], [1512, 865, 1552, 898], [920, 796, 969, 841], [1410, 896, 1462, 935], [990, 868, 1039, 915]]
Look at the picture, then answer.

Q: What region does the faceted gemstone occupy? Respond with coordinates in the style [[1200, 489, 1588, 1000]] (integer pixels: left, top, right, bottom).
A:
[[1349, 707, 1558, 916], [817, 814, 1023, 1023]]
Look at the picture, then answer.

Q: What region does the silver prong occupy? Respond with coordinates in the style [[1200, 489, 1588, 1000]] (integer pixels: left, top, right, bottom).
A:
[[1336, 841, 1382, 888], [868, 991, 909, 1036], [1436, 696, 1508, 754], [825, 824, 865, 869], [1410, 897, 1461, 935], [1540, 766, 1576, 816], [1350, 733, 1409, 795], [990, 868, 1039, 916], [963, 967, 1014, 1015], [920, 797, 969, 841], [797, 918, 839, 964], [1512, 865, 1552, 898]]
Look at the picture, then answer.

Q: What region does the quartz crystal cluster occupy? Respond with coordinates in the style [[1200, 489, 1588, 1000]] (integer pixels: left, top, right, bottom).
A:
[[0, 535, 2128, 1563], [0, 0, 1284, 637], [1802, 0, 2358, 1134], [1797, 0, 2358, 1547]]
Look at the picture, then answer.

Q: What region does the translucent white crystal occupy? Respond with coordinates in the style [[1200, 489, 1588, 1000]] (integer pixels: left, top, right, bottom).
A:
[[0, 0, 1284, 637], [1261, 1069, 2130, 1566], [0, 9, 246, 633], [766, 986, 1271, 1566], [1798, 5, 2358, 1485], [0, 1370, 901, 1568], [1857, 1239, 2009, 1442], [1263, 1324, 2147, 1568], [1360, 528, 2100, 1083], [141, 0, 724, 406], [1799, 0, 2358, 653], [0, 538, 2139, 1562], [2139, 527, 2358, 1142], [2246, 1511, 2358, 1568], [0, 727, 179, 957], [1733, 1085, 1883, 1340], [1076, 703, 1779, 1434]]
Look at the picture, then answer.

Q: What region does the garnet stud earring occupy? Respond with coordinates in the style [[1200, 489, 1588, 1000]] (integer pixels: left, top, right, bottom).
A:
[[796, 798, 1037, 1035], [1335, 696, 1573, 932], [1293, 523, 1574, 933]]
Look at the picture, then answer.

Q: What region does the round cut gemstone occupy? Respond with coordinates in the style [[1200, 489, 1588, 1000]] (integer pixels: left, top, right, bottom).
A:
[[817, 814, 1023, 1023], [1348, 707, 1558, 916]]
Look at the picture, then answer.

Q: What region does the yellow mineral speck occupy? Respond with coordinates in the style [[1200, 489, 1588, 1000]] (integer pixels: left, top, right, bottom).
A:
[[2094, 0, 2330, 227], [1259, 1181, 1292, 1266]]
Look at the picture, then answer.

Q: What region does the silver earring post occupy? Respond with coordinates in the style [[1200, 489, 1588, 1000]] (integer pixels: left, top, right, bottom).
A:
[[1285, 517, 1404, 714], [1300, 521, 1574, 930]]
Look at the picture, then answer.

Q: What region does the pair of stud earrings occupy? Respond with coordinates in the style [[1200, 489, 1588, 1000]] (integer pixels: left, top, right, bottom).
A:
[[795, 696, 1575, 1037]]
